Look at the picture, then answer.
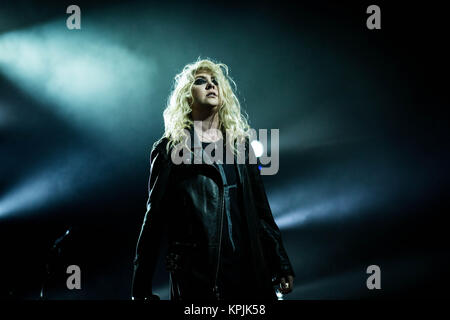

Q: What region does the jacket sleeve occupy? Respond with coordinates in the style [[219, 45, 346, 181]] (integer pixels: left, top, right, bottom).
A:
[[247, 140, 295, 282], [131, 142, 171, 300]]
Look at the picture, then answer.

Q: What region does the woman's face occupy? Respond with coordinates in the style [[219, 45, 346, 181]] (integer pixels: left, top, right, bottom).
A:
[[190, 72, 220, 110]]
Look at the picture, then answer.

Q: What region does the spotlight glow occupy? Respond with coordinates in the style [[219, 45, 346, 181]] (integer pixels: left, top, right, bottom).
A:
[[0, 20, 158, 149], [270, 183, 371, 230], [251, 140, 264, 157], [0, 151, 104, 218]]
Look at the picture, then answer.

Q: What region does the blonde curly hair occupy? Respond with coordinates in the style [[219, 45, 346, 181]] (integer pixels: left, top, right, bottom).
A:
[[162, 57, 251, 156]]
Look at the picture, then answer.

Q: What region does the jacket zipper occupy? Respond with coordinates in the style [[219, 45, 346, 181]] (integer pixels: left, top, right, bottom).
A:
[[197, 140, 226, 300], [213, 187, 225, 300]]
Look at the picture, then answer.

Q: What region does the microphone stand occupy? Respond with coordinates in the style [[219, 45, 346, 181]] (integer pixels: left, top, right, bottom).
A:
[[40, 227, 72, 300]]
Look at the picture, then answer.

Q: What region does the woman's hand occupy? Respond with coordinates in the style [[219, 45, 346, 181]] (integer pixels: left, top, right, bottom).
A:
[[279, 275, 294, 294]]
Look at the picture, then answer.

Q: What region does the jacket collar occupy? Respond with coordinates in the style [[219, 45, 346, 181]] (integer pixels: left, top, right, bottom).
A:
[[186, 125, 244, 186]]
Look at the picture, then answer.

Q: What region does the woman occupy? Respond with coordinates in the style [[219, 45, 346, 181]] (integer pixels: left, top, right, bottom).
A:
[[131, 58, 294, 301]]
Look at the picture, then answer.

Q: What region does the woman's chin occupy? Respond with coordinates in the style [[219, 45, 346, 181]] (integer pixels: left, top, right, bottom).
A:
[[202, 103, 219, 109]]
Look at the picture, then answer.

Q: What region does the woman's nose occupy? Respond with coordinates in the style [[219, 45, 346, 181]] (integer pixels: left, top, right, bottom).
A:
[[206, 81, 215, 89]]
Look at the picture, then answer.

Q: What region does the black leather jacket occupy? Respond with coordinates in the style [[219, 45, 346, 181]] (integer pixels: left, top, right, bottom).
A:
[[131, 126, 295, 300]]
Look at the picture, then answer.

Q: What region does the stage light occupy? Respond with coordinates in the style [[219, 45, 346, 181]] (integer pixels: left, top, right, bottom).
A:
[[251, 139, 264, 157]]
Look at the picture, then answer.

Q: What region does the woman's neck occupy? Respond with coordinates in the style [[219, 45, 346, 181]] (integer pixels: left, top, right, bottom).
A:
[[192, 111, 222, 143]]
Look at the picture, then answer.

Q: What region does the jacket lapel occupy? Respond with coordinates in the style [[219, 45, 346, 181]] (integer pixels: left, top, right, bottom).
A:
[[186, 125, 245, 186]]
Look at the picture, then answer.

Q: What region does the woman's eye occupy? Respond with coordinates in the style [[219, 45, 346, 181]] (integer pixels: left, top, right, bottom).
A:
[[194, 79, 206, 85], [194, 78, 218, 86]]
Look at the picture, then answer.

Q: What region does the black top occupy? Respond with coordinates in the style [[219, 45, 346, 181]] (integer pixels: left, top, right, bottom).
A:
[[201, 140, 252, 299]]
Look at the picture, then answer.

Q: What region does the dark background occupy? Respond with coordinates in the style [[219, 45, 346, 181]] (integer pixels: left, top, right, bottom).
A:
[[0, 0, 448, 299]]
